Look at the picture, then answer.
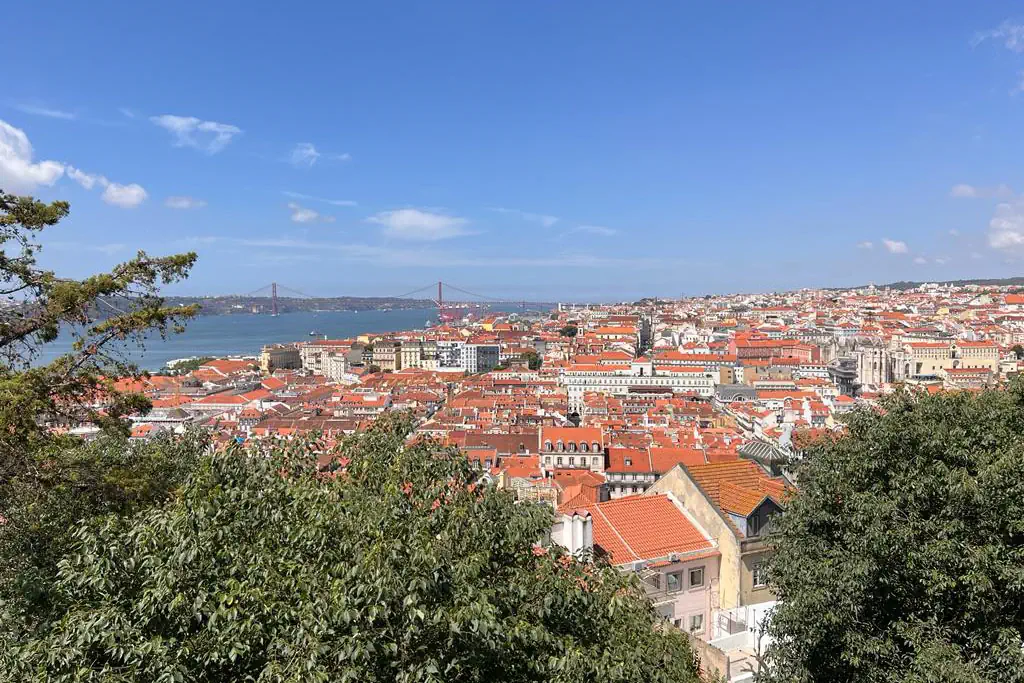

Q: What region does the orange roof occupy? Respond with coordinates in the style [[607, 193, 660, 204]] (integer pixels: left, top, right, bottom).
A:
[[649, 446, 706, 470], [573, 494, 715, 565], [686, 460, 790, 520], [540, 426, 603, 445]]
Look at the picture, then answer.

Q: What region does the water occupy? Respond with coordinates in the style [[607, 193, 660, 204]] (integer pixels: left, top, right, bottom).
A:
[[34, 309, 441, 371]]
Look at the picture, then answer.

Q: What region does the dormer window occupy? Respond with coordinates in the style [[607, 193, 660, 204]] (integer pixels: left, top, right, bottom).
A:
[[556, 441, 564, 452], [568, 442, 577, 452], [624, 458, 632, 466], [544, 440, 552, 451], [580, 442, 589, 453], [593, 442, 601, 452]]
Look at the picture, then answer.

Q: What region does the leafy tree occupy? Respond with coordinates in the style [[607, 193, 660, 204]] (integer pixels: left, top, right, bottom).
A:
[[0, 192, 197, 485], [0, 190, 200, 651], [0, 429, 210, 636], [159, 356, 214, 375], [1012, 344, 1023, 360], [765, 385, 1024, 682], [525, 350, 543, 371], [4, 414, 701, 682], [559, 325, 578, 338]]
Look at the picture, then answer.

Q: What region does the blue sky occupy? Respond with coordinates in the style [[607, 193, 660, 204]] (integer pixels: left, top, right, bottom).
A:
[[3, 1, 1024, 301]]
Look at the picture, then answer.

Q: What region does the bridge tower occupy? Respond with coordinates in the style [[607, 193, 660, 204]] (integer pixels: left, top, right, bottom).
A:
[[438, 280, 444, 322], [271, 282, 278, 316]]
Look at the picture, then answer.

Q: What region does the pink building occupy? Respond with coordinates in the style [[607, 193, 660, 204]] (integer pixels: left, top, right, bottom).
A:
[[555, 493, 720, 638]]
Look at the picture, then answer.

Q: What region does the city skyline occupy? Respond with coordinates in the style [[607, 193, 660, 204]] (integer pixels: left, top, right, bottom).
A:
[[3, 2, 1024, 299]]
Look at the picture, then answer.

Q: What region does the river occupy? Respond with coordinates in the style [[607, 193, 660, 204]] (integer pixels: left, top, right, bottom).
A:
[[34, 309, 444, 371]]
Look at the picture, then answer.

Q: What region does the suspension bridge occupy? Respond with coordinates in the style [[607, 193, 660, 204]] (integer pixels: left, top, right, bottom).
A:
[[240, 281, 553, 322]]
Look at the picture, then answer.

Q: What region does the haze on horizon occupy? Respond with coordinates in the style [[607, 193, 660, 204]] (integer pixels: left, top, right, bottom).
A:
[[3, 1, 1024, 300]]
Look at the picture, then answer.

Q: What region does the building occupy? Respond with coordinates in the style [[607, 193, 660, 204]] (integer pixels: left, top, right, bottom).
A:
[[561, 365, 716, 412], [462, 343, 500, 373], [299, 340, 351, 375], [260, 344, 301, 374], [539, 426, 605, 472], [400, 340, 439, 371], [556, 493, 720, 635], [372, 341, 402, 372], [646, 460, 790, 609]]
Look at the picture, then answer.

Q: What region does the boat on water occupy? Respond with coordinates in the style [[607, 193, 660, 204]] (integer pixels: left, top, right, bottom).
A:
[[309, 330, 321, 336]]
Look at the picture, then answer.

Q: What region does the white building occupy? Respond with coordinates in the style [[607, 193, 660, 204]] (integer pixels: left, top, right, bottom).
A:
[[560, 365, 716, 412]]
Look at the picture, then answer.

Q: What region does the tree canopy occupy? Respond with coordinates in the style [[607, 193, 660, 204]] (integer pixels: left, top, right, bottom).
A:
[[3, 414, 701, 682], [0, 191, 197, 482], [765, 384, 1024, 682]]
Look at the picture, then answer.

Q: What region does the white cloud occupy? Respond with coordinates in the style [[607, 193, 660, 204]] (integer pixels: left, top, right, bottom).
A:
[[102, 182, 147, 208], [987, 199, 1024, 250], [66, 165, 102, 190], [288, 202, 334, 223], [0, 119, 65, 192], [934, 256, 950, 265], [950, 183, 1014, 199], [913, 256, 928, 265], [974, 21, 1024, 52], [572, 225, 618, 236], [15, 103, 76, 120], [289, 143, 320, 167], [165, 195, 207, 209], [119, 107, 137, 119], [150, 114, 242, 153], [948, 229, 960, 237], [287, 144, 350, 167], [282, 190, 357, 207], [65, 164, 147, 208], [490, 207, 559, 228], [882, 239, 909, 254], [857, 241, 874, 249], [971, 251, 983, 260], [368, 208, 470, 240]]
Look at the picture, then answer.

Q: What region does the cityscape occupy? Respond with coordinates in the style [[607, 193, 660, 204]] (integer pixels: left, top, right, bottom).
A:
[[3, 3, 1024, 682], [94, 278, 1016, 678]]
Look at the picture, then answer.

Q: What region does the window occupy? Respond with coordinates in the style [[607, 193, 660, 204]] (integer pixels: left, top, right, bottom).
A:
[[689, 566, 704, 588], [666, 572, 682, 592], [545, 456, 552, 465], [593, 456, 601, 467], [556, 457, 563, 466], [749, 513, 762, 537], [752, 563, 768, 588], [543, 440, 552, 451], [624, 458, 632, 466], [580, 442, 589, 452], [569, 457, 575, 466], [689, 614, 704, 634]]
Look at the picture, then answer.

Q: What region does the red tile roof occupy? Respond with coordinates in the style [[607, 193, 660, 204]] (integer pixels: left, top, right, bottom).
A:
[[572, 494, 715, 565]]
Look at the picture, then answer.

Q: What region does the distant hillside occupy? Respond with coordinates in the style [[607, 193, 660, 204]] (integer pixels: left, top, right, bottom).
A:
[[164, 295, 435, 315], [853, 277, 1024, 292]]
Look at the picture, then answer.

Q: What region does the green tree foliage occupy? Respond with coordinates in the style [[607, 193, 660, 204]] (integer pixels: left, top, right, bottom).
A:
[[525, 350, 543, 371], [1012, 344, 1023, 360], [765, 385, 1024, 682], [559, 326, 578, 338], [0, 430, 210, 637], [0, 192, 198, 481], [159, 356, 214, 375], [4, 414, 701, 682]]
